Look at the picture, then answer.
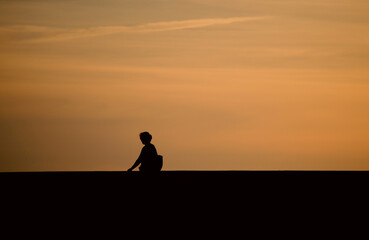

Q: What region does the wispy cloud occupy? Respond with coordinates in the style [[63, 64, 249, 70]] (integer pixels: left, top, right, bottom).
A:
[[0, 16, 267, 43]]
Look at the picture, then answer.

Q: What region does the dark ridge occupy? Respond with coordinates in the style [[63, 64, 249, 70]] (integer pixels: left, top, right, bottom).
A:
[[2, 171, 367, 210], [2, 170, 368, 229], [2, 170, 367, 193]]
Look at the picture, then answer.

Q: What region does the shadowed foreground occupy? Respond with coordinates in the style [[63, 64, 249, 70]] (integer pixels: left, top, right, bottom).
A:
[[2, 171, 368, 232], [2, 171, 368, 199]]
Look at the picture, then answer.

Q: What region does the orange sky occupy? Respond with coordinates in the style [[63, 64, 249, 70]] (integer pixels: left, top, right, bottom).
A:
[[1, 0, 369, 171]]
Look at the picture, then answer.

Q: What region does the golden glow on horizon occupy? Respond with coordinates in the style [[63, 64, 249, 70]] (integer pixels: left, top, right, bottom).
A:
[[1, 0, 369, 171]]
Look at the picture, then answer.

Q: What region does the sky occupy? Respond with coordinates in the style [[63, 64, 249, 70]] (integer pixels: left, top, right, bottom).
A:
[[1, 0, 369, 171]]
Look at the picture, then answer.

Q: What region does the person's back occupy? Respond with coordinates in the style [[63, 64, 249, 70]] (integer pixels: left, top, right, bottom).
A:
[[138, 143, 158, 171]]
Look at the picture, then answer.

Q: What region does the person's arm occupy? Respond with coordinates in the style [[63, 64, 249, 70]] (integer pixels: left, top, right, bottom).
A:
[[127, 148, 144, 171], [127, 159, 141, 171]]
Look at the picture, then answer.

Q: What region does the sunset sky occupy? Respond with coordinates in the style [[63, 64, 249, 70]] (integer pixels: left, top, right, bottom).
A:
[[1, 0, 369, 171]]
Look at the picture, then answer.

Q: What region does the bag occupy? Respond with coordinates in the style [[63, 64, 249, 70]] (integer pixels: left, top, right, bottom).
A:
[[154, 155, 163, 171]]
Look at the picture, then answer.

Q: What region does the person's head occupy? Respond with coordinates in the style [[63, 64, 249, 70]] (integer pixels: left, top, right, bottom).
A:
[[139, 131, 152, 145]]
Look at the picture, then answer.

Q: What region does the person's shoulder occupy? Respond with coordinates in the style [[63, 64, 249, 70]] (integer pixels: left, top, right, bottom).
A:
[[146, 143, 156, 150], [147, 143, 155, 148], [143, 143, 155, 149]]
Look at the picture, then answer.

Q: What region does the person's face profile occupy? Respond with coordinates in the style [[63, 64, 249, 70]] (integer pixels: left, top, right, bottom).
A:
[[140, 137, 148, 145]]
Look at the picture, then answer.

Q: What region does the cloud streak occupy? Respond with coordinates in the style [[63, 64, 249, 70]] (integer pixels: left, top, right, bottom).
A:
[[0, 16, 267, 43]]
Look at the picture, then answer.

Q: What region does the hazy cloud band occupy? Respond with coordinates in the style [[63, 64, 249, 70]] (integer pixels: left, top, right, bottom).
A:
[[0, 16, 267, 43]]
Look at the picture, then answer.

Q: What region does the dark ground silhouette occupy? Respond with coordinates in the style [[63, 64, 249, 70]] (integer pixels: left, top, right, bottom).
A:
[[2, 170, 367, 198], [2, 170, 367, 233]]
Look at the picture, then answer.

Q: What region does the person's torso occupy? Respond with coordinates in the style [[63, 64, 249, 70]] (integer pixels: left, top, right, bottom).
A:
[[139, 144, 158, 169]]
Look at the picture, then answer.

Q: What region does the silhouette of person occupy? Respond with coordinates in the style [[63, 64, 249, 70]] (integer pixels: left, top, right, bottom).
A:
[[127, 132, 163, 172]]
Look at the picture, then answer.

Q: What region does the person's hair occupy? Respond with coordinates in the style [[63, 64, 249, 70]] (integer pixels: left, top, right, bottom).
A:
[[140, 131, 152, 143]]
